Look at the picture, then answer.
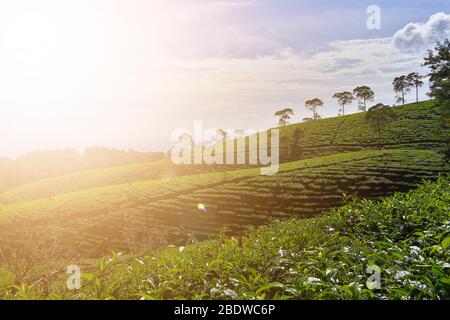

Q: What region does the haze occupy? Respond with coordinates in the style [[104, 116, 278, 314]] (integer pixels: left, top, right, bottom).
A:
[[0, 0, 449, 157]]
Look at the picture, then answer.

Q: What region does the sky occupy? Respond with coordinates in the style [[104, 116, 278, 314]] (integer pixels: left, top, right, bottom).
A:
[[0, 0, 449, 157]]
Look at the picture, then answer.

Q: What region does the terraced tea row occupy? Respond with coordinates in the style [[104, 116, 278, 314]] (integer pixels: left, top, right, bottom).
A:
[[1, 101, 447, 205], [13, 176, 448, 300], [0, 159, 241, 205], [0, 149, 446, 258], [145, 149, 447, 238], [279, 100, 448, 161]]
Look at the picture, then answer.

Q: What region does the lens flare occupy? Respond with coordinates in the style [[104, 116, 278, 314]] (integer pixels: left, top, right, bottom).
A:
[[197, 203, 208, 213]]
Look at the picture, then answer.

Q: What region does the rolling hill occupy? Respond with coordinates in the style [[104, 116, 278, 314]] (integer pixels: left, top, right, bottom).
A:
[[0, 100, 447, 205], [0, 100, 448, 299], [2, 175, 448, 300], [0, 100, 447, 259], [278, 100, 448, 161], [0, 148, 447, 258]]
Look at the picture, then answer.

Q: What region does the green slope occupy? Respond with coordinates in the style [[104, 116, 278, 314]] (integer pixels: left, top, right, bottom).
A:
[[0, 100, 448, 299], [1, 100, 447, 205], [0, 149, 447, 258], [279, 100, 448, 160], [0, 158, 235, 205], [2, 176, 448, 300]]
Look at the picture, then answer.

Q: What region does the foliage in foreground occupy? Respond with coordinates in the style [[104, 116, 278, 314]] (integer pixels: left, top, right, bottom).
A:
[[1, 176, 449, 300]]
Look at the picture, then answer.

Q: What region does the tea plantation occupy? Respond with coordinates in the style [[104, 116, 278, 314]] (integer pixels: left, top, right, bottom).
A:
[[1, 101, 447, 205], [0, 149, 447, 258], [1, 175, 448, 300], [0, 100, 448, 300]]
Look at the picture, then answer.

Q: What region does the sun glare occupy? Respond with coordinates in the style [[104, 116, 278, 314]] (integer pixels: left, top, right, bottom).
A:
[[0, 1, 196, 156]]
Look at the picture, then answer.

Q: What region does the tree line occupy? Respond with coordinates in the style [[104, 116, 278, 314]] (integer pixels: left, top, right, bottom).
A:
[[273, 39, 449, 157], [275, 72, 426, 126], [184, 40, 449, 159], [0, 147, 166, 193]]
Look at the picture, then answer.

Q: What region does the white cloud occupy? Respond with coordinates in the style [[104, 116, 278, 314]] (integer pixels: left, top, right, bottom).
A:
[[166, 36, 421, 123], [393, 12, 450, 52]]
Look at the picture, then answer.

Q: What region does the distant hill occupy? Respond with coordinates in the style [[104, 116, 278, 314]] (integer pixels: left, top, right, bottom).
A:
[[278, 100, 448, 161], [0, 158, 233, 205], [0, 147, 166, 193], [1, 100, 447, 205]]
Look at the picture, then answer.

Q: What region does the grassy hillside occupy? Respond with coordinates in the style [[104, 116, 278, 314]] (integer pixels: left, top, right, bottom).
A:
[[2, 175, 448, 300], [0, 149, 447, 258], [0, 100, 447, 299], [0, 159, 236, 205], [279, 100, 448, 160], [1, 101, 447, 205]]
